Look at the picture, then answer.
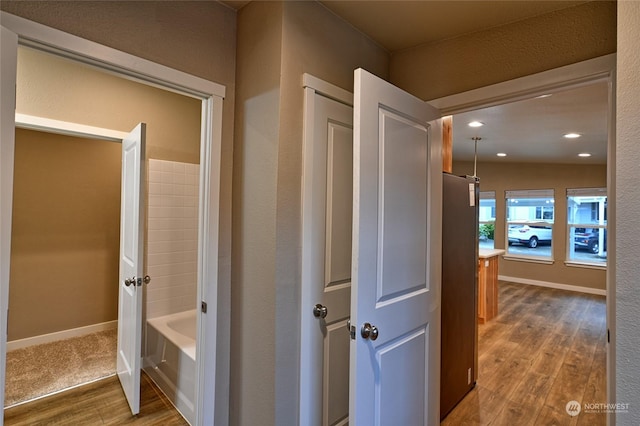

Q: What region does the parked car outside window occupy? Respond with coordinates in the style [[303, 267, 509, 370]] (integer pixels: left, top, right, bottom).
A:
[[574, 227, 607, 254], [508, 224, 553, 248]]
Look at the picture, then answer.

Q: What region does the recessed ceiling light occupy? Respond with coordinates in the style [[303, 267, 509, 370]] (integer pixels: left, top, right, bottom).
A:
[[564, 133, 581, 139], [468, 121, 484, 128], [496, 153, 507, 157], [578, 153, 592, 157], [536, 94, 552, 99]]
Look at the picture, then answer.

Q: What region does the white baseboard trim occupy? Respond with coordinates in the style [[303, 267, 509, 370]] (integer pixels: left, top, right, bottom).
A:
[[498, 275, 607, 296], [7, 320, 117, 351]]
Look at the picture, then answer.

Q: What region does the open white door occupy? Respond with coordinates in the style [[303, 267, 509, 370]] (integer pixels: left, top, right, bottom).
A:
[[117, 123, 146, 415], [350, 69, 442, 425], [0, 26, 18, 424]]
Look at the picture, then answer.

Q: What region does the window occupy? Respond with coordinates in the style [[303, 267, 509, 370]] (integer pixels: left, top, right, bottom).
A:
[[506, 189, 554, 261], [567, 188, 607, 267], [479, 191, 496, 249]]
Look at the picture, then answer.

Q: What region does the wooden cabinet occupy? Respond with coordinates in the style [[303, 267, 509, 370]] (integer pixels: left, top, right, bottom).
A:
[[478, 249, 504, 324]]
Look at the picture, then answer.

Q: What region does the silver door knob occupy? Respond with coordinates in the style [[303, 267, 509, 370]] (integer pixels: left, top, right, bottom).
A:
[[312, 304, 328, 319], [124, 277, 136, 287], [361, 322, 379, 341]]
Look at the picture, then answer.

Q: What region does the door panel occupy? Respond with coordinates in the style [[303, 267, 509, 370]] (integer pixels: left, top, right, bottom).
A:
[[325, 319, 351, 426], [379, 109, 428, 299], [350, 68, 442, 426], [326, 123, 353, 287], [117, 123, 146, 415], [376, 328, 427, 425], [301, 89, 353, 426]]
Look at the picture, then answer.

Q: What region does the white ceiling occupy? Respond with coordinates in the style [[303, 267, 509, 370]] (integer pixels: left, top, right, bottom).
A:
[[223, 0, 608, 165], [452, 82, 609, 164]]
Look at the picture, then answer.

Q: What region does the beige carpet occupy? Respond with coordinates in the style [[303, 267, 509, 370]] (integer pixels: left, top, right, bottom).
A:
[[4, 328, 117, 407]]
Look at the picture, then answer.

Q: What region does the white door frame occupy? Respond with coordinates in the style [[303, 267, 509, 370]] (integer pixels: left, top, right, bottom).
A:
[[0, 24, 18, 419], [429, 53, 616, 424], [300, 73, 354, 426], [0, 12, 226, 426]]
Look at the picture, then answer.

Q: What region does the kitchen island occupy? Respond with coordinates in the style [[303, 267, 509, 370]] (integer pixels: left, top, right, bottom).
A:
[[478, 248, 505, 323]]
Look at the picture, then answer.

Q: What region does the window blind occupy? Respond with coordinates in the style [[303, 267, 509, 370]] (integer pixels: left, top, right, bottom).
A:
[[479, 191, 495, 200], [566, 187, 607, 197], [506, 189, 554, 199]]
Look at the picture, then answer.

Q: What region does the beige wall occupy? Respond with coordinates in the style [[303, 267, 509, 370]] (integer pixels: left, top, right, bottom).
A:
[[232, 1, 388, 424], [17, 47, 202, 163], [390, 1, 616, 100], [453, 160, 607, 291], [616, 2, 640, 421], [232, 2, 282, 424], [10, 129, 121, 341], [1, 1, 236, 84]]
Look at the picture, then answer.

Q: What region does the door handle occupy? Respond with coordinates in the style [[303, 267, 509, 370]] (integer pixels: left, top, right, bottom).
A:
[[361, 322, 379, 341], [125, 276, 149, 286], [312, 304, 328, 319]]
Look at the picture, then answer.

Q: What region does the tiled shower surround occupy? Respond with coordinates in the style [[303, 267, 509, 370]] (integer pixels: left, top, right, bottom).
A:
[[146, 159, 199, 319]]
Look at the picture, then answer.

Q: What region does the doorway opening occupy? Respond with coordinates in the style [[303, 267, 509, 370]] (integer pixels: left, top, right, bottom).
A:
[[1, 14, 225, 425], [442, 78, 610, 422], [7, 44, 201, 423]]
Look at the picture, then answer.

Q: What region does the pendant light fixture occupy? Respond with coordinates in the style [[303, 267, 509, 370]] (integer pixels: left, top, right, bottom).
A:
[[472, 136, 481, 178]]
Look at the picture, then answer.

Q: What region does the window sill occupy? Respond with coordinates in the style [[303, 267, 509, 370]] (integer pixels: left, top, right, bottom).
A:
[[564, 261, 607, 270], [502, 255, 554, 265]]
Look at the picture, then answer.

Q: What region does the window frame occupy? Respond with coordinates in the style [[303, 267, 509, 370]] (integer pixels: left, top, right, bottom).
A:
[[566, 187, 607, 268], [504, 189, 555, 263], [479, 191, 496, 249]]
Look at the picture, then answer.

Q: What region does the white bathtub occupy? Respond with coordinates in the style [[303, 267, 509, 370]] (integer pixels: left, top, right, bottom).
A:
[[144, 309, 197, 425]]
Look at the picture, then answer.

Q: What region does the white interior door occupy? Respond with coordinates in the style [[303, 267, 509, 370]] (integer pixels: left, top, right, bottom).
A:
[[350, 68, 442, 425], [0, 26, 18, 425], [301, 84, 353, 426], [117, 123, 146, 415]]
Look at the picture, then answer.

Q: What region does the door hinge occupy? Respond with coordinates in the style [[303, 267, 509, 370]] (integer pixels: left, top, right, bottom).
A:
[[201, 301, 208, 314], [607, 328, 610, 343]]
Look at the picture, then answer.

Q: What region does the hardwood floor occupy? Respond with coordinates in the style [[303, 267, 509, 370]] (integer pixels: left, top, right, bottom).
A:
[[4, 372, 188, 425], [442, 281, 607, 426]]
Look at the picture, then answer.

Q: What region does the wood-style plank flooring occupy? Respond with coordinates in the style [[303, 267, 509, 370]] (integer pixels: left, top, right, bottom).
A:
[[442, 281, 607, 425], [4, 281, 605, 425], [4, 372, 187, 425]]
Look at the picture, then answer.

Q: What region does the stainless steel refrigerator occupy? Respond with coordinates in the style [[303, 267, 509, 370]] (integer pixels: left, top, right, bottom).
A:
[[440, 173, 479, 420]]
